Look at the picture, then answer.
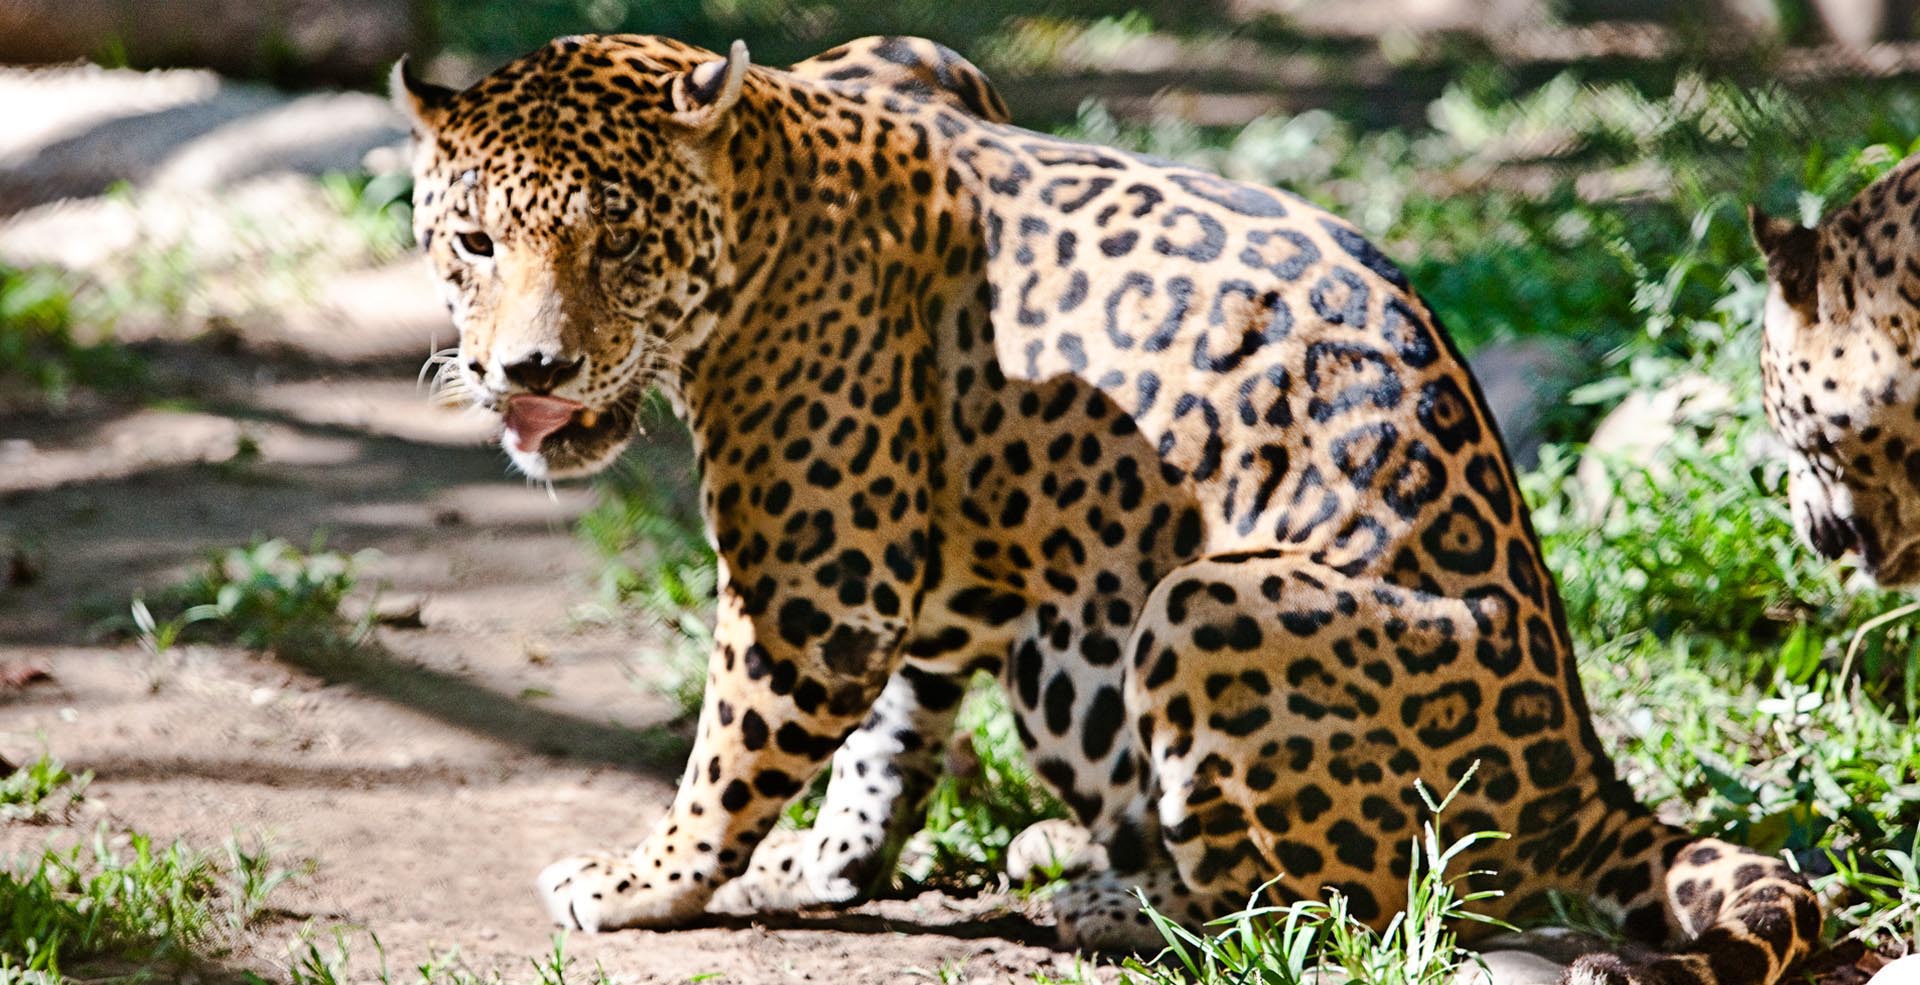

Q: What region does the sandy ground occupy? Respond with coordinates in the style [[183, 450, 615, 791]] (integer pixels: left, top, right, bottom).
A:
[[0, 320, 1081, 984]]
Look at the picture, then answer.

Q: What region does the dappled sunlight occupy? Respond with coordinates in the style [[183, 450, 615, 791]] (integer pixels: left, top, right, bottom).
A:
[[4, 2, 1920, 981], [0, 407, 361, 495], [253, 379, 497, 448]]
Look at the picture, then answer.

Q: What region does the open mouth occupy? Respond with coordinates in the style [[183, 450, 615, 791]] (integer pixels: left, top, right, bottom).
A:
[[500, 393, 636, 476]]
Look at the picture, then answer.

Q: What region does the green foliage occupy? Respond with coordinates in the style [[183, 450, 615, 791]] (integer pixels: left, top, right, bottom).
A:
[[0, 755, 295, 980], [318, 170, 417, 262], [132, 537, 373, 659], [223, 836, 299, 932], [1122, 770, 1508, 985], [906, 679, 1067, 889], [1, 829, 217, 977], [0, 265, 144, 410], [0, 754, 91, 824], [1823, 833, 1920, 955]]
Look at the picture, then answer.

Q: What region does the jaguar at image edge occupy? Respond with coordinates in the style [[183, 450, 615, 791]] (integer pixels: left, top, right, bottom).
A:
[[390, 32, 1820, 985]]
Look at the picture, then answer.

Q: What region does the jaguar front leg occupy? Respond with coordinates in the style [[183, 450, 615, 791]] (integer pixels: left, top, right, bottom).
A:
[[712, 661, 978, 913], [538, 577, 909, 930]]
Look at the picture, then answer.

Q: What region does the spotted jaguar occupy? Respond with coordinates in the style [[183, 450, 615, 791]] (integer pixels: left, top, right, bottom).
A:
[[1754, 159, 1920, 588], [393, 33, 1820, 983]]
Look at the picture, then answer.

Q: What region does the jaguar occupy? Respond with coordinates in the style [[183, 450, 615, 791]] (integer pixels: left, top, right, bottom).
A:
[[393, 34, 1820, 983], [1755, 158, 1920, 588]]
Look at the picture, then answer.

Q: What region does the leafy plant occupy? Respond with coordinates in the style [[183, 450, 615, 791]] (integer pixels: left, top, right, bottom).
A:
[[1822, 833, 1920, 957], [0, 264, 144, 409], [0, 754, 90, 824], [3, 828, 218, 976], [906, 678, 1067, 890], [132, 537, 375, 660], [319, 170, 417, 261], [1122, 768, 1509, 985]]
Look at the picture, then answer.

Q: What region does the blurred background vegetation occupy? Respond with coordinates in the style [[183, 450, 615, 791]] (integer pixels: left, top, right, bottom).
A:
[[5, 0, 1920, 979]]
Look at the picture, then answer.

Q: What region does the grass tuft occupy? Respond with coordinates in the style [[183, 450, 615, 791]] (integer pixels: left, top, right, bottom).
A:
[[0, 754, 90, 825], [130, 537, 374, 663], [1123, 768, 1508, 985]]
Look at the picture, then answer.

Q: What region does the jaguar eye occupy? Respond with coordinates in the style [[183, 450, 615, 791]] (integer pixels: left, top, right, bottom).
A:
[[598, 227, 637, 258], [454, 231, 494, 258]]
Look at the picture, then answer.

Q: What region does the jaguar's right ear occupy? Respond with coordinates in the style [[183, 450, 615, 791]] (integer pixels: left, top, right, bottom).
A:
[[1749, 204, 1820, 317], [390, 56, 455, 135], [669, 40, 750, 134]]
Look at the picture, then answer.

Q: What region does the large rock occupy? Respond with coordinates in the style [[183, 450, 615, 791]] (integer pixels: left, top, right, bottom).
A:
[[1466, 337, 1583, 470]]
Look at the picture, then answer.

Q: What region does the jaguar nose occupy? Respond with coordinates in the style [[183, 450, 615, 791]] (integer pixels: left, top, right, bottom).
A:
[[501, 351, 584, 394]]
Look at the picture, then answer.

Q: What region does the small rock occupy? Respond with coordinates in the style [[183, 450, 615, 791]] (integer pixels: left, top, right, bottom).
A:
[[1871, 954, 1920, 984], [1453, 950, 1568, 985], [1005, 818, 1107, 883], [372, 595, 427, 629], [1574, 373, 1770, 517]]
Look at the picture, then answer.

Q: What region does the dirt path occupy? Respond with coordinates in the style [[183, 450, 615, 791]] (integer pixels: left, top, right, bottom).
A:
[[0, 320, 1078, 983]]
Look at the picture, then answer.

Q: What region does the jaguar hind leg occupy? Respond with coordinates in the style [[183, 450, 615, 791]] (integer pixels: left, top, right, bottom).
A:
[[1051, 866, 1242, 952], [1114, 549, 1820, 984], [1562, 833, 1819, 985]]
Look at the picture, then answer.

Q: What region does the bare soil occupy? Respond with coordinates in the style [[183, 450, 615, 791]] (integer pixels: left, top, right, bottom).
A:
[[0, 320, 1076, 984]]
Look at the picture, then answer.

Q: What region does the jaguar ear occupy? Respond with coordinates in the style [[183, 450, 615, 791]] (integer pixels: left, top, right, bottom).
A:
[[670, 40, 749, 132], [1750, 204, 1820, 316], [390, 55, 455, 134]]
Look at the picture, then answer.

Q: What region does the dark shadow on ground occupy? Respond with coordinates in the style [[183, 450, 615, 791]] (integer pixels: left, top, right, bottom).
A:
[[688, 908, 1059, 947], [274, 641, 691, 778]]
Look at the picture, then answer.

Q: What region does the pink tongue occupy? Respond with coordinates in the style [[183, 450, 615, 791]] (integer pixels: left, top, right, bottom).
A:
[[504, 395, 585, 453]]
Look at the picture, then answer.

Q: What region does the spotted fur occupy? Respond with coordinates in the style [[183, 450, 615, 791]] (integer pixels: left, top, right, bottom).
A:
[[1753, 158, 1920, 588], [395, 34, 1820, 983]]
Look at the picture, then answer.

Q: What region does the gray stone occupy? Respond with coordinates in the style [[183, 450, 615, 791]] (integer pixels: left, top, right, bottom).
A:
[[1466, 337, 1582, 469], [1454, 950, 1568, 985]]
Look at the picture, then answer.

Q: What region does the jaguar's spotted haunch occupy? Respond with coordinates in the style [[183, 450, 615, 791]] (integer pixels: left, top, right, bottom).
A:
[[1753, 156, 1920, 587], [394, 34, 1818, 983]]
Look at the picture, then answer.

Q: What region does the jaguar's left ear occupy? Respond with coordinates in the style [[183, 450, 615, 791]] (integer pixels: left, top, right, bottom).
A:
[[1749, 204, 1821, 316], [390, 55, 455, 135], [670, 40, 750, 132]]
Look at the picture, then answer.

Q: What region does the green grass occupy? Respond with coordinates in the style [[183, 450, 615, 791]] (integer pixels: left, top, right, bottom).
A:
[[1121, 770, 1507, 985], [906, 679, 1067, 890], [0, 755, 292, 980], [0, 753, 607, 985], [129, 537, 374, 662], [0, 265, 145, 411], [0, 754, 90, 825]]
